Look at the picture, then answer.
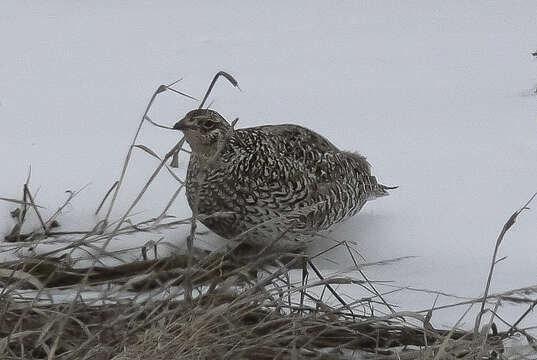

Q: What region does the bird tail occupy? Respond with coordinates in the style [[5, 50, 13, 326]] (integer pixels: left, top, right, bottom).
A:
[[345, 151, 398, 199], [370, 178, 398, 199]]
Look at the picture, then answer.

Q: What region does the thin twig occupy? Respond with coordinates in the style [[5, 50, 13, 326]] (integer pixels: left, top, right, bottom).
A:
[[95, 181, 118, 215], [46, 186, 88, 228], [308, 260, 351, 313], [198, 71, 240, 109], [103, 80, 195, 226], [101, 138, 186, 253], [507, 298, 537, 336], [23, 185, 47, 233], [154, 184, 184, 226], [474, 192, 537, 335]]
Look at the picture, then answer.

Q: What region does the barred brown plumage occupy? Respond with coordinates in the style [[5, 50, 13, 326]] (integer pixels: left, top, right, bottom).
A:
[[174, 108, 394, 250]]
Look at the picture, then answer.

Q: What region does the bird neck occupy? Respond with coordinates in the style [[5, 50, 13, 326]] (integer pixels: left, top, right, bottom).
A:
[[189, 140, 227, 161]]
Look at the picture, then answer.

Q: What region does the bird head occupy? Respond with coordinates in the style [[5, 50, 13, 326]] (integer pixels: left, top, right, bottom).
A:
[[174, 109, 231, 156]]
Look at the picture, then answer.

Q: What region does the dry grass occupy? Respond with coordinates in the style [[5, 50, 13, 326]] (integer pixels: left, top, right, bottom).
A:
[[1, 226, 535, 359], [1, 75, 536, 359]]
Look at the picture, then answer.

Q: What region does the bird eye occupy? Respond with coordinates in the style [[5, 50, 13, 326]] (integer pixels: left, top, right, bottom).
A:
[[202, 119, 217, 130]]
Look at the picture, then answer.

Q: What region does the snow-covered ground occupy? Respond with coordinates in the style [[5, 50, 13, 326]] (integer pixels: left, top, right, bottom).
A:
[[1, 1, 536, 332]]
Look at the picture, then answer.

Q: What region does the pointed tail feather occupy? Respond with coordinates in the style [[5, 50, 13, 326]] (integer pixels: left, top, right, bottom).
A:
[[370, 180, 398, 199]]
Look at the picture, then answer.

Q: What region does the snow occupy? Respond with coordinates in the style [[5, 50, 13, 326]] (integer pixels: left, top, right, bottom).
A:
[[1, 1, 536, 332]]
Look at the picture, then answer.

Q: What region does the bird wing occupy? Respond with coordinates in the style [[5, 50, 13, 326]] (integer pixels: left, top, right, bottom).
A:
[[220, 125, 386, 231], [252, 124, 340, 153]]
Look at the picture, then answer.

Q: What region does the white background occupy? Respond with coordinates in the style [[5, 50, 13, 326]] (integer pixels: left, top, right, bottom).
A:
[[1, 1, 536, 331]]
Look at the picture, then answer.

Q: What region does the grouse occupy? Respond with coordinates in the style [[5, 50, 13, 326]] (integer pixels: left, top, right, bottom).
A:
[[174, 108, 393, 250]]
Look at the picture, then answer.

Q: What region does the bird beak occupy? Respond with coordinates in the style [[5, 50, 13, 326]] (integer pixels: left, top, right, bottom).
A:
[[173, 117, 189, 131]]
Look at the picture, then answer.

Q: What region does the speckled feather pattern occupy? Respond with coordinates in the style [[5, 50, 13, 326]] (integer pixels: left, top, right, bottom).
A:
[[184, 124, 389, 249]]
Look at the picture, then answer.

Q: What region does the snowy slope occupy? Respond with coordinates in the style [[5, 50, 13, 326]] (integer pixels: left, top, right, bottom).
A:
[[1, 1, 536, 331]]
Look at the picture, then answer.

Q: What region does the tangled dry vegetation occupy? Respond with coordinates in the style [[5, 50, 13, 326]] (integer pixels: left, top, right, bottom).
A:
[[1, 80, 536, 359]]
